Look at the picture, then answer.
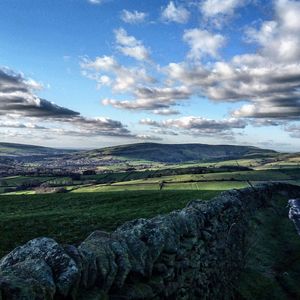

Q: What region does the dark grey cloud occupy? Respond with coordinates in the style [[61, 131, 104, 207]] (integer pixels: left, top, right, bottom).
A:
[[0, 121, 47, 129], [67, 116, 132, 137], [103, 86, 191, 111], [0, 67, 135, 138], [0, 68, 79, 118], [140, 116, 246, 138]]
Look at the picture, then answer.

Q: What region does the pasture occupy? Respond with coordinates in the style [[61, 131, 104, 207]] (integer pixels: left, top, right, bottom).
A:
[[0, 189, 220, 257]]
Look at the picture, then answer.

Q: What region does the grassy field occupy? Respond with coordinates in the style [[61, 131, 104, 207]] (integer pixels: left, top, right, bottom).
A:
[[3, 167, 300, 196], [71, 181, 248, 193], [1, 162, 300, 260], [237, 196, 300, 299], [0, 175, 53, 186], [0, 189, 220, 257]]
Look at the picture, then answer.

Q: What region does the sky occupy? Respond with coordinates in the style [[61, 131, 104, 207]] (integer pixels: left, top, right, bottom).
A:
[[0, 0, 300, 151]]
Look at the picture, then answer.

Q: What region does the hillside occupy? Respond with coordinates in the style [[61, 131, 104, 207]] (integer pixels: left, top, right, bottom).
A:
[[0, 142, 75, 158], [72, 142, 277, 163]]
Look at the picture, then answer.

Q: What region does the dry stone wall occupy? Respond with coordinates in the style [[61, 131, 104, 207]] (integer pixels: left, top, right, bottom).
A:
[[1, 183, 300, 300]]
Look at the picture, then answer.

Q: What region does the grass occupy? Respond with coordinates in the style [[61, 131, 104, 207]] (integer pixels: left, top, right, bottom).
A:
[[0, 175, 54, 186], [236, 196, 300, 299], [0, 189, 220, 258], [71, 181, 248, 193], [85, 168, 300, 185], [4, 167, 300, 196]]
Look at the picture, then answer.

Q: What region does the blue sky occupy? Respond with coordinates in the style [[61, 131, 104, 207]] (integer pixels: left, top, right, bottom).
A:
[[0, 0, 300, 151]]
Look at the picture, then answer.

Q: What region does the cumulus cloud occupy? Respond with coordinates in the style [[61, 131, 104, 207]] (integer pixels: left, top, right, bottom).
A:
[[81, 53, 194, 113], [0, 121, 47, 130], [81, 55, 155, 92], [162, 0, 300, 122], [153, 108, 180, 115], [161, 1, 190, 24], [0, 68, 79, 118], [0, 67, 134, 138], [81, 0, 300, 135], [121, 10, 147, 24], [81, 55, 118, 72], [285, 124, 300, 138], [115, 28, 150, 61], [102, 86, 191, 111], [55, 116, 132, 137], [183, 29, 225, 60], [136, 134, 162, 141], [81, 55, 192, 114], [140, 116, 246, 137], [0, 116, 132, 138], [246, 0, 300, 63], [200, 0, 248, 26], [152, 128, 179, 136], [165, 59, 300, 121]]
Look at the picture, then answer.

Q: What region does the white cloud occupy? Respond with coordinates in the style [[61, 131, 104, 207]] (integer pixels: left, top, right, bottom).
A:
[[102, 86, 191, 111], [161, 1, 190, 24], [81, 55, 155, 92], [115, 28, 150, 61], [121, 10, 147, 24], [140, 116, 246, 137], [159, 1, 300, 123], [87, 0, 103, 4], [82, 0, 300, 133], [0, 68, 79, 119], [0, 67, 136, 139], [153, 108, 180, 115], [136, 134, 162, 141], [246, 0, 300, 63], [285, 124, 300, 138], [80, 55, 118, 71], [183, 29, 225, 60], [200, 0, 247, 18], [0, 121, 47, 129]]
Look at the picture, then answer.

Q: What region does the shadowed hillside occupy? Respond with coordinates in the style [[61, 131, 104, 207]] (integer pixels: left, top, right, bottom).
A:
[[0, 142, 74, 158], [73, 142, 277, 163]]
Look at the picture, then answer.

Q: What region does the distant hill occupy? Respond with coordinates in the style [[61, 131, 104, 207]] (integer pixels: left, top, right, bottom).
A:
[[0, 142, 75, 158], [0, 142, 279, 163], [73, 143, 277, 163]]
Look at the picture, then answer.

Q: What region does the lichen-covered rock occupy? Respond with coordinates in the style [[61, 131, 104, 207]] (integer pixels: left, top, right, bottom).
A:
[[0, 237, 79, 297], [113, 219, 149, 276], [0, 258, 55, 300], [79, 231, 117, 290], [288, 198, 300, 235]]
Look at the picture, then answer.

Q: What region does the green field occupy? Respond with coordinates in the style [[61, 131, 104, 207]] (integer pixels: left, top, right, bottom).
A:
[[237, 196, 300, 299], [71, 181, 248, 193], [0, 175, 53, 186], [2, 167, 300, 196], [1, 160, 300, 264], [0, 189, 220, 257]]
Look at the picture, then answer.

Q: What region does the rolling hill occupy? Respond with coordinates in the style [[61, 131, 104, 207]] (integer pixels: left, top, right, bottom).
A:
[[0, 142, 281, 165], [71, 142, 278, 163], [0, 142, 75, 158]]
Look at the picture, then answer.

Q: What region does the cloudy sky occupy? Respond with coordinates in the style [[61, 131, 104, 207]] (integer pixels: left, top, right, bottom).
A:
[[1, 0, 300, 151]]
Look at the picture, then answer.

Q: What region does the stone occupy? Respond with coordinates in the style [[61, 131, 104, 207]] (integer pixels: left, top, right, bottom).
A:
[[0, 237, 79, 297]]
